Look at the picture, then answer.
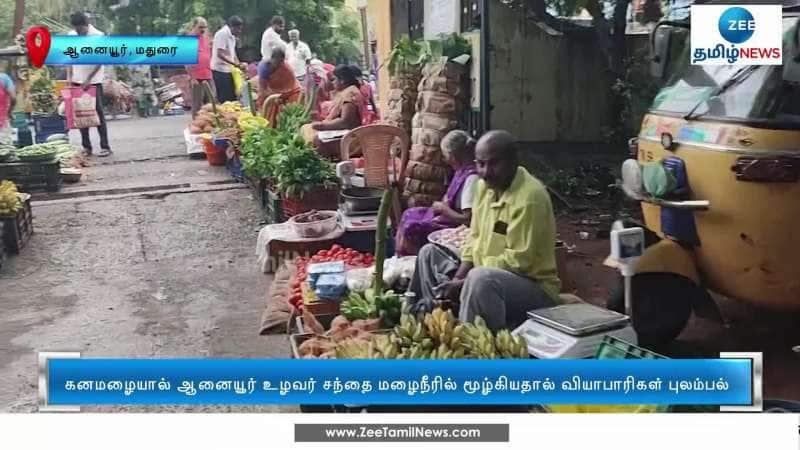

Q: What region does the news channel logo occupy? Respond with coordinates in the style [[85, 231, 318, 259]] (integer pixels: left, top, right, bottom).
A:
[[691, 4, 783, 65]]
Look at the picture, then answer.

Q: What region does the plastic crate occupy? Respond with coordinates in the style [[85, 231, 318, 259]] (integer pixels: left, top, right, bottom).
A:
[[265, 187, 285, 224], [0, 194, 33, 254], [282, 187, 339, 217], [32, 114, 67, 134], [0, 157, 62, 192], [14, 128, 33, 147], [34, 129, 67, 144]]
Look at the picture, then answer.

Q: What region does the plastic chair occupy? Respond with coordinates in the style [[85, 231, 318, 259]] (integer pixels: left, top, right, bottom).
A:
[[339, 124, 409, 189], [340, 124, 410, 226]]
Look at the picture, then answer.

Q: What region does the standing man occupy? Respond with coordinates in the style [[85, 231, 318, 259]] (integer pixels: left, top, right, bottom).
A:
[[258, 16, 286, 82], [408, 130, 561, 331], [68, 12, 111, 157], [286, 29, 312, 82], [212, 16, 246, 103], [186, 17, 213, 118]]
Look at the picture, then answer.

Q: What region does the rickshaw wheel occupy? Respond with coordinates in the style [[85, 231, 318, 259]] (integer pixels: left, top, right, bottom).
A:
[[607, 273, 696, 347]]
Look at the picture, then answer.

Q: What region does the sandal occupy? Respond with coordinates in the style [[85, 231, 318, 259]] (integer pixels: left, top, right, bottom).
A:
[[97, 148, 113, 157]]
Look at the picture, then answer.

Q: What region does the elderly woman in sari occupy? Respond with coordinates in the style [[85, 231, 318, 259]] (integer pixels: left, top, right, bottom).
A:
[[395, 130, 479, 256], [256, 48, 302, 126], [300, 64, 366, 158]]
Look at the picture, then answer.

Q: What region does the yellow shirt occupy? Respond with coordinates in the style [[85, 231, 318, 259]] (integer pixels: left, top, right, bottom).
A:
[[461, 167, 561, 301]]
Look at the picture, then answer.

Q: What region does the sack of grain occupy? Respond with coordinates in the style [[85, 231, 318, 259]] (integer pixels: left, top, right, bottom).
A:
[[411, 112, 458, 133], [416, 91, 457, 116], [406, 159, 451, 181], [404, 177, 448, 197], [418, 75, 463, 97], [412, 128, 447, 147]]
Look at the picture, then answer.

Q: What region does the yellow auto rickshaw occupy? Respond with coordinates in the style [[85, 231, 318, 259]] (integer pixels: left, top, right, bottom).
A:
[[613, 1, 800, 345]]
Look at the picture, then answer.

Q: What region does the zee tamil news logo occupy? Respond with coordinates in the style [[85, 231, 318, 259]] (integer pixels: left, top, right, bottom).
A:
[[691, 4, 783, 65]]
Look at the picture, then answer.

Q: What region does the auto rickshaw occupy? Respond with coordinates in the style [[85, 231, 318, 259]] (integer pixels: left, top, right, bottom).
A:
[[614, 0, 800, 345]]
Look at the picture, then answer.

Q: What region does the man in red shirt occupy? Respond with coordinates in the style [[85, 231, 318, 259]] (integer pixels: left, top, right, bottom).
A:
[[186, 17, 213, 118]]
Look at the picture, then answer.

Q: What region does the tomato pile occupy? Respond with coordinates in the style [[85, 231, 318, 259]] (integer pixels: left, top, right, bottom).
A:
[[289, 245, 374, 312]]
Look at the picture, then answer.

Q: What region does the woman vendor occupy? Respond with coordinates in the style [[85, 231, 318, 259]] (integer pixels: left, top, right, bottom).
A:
[[300, 64, 366, 159], [256, 48, 302, 125], [396, 130, 479, 256]]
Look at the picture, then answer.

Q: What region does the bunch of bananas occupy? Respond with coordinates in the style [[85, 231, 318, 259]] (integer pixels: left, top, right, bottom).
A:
[[392, 313, 429, 349], [372, 335, 399, 359], [334, 338, 373, 359], [461, 317, 499, 359], [424, 308, 465, 349], [0, 180, 21, 216], [341, 290, 376, 321], [220, 102, 242, 113], [495, 329, 529, 359]]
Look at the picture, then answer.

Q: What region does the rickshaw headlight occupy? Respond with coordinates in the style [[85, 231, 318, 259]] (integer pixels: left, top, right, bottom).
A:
[[660, 133, 674, 150]]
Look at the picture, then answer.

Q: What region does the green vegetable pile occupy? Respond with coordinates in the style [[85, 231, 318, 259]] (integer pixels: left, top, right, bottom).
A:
[[0, 144, 14, 162], [240, 107, 337, 199], [29, 69, 58, 114], [276, 103, 310, 134], [16, 142, 68, 161]]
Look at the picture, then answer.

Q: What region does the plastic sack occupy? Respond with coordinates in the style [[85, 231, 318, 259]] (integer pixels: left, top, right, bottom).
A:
[[642, 161, 677, 198], [184, 128, 205, 155], [345, 267, 374, 292], [62, 86, 100, 129], [382, 256, 417, 287], [315, 273, 347, 300], [231, 66, 243, 97]]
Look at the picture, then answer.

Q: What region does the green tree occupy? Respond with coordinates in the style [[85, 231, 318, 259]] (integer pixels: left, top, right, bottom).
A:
[[96, 0, 363, 63]]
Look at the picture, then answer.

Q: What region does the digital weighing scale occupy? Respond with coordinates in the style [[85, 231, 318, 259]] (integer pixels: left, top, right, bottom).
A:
[[512, 303, 637, 359]]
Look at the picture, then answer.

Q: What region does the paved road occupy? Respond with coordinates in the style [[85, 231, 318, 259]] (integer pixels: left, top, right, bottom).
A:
[[0, 115, 295, 412]]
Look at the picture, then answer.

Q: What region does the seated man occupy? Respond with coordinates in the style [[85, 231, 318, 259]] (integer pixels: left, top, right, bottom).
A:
[[408, 130, 561, 331]]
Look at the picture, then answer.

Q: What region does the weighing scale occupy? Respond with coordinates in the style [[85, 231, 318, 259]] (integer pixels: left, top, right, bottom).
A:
[[512, 303, 637, 359]]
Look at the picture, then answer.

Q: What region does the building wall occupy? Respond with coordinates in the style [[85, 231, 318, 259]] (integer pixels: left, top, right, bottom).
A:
[[489, 0, 614, 143]]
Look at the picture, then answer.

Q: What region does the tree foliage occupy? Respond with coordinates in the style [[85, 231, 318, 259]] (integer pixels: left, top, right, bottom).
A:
[[95, 0, 362, 63]]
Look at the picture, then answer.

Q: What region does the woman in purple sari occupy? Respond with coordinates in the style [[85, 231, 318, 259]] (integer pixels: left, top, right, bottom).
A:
[[396, 130, 479, 256]]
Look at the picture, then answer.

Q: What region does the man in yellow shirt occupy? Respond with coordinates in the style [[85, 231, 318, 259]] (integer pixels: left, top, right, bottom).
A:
[[408, 130, 560, 331]]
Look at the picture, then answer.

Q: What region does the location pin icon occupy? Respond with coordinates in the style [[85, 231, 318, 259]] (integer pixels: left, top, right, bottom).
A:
[[26, 26, 51, 68]]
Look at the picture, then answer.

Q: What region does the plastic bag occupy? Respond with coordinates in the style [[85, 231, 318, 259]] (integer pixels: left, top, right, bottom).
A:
[[345, 267, 373, 292], [62, 86, 100, 129], [184, 128, 205, 155], [382, 256, 417, 287], [231, 66, 243, 97]]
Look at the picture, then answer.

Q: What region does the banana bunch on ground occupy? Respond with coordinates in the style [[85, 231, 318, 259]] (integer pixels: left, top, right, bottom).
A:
[[461, 317, 499, 359], [220, 101, 242, 113], [0, 180, 21, 216], [334, 338, 373, 359], [372, 335, 400, 359], [392, 313, 429, 349], [424, 308, 465, 350], [495, 329, 529, 359]]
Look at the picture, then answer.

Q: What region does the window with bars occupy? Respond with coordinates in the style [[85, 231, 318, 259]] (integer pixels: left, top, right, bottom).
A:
[[409, 0, 425, 39], [461, 0, 482, 32]]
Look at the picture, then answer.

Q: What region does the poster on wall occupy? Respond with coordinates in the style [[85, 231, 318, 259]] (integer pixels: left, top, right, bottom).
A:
[[425, 0, 459, 39]]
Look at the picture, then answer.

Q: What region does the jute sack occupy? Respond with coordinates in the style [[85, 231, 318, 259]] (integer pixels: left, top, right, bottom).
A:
[[409, 144, 446, 166], [416, 91, 457, 116], [418, 75, 463, 97], [412, 128, 447, 148], [404, 177, 448, 197], [406, 158, 450, 182], [412, 112, 458, 133], [420, 60, 466, 82]]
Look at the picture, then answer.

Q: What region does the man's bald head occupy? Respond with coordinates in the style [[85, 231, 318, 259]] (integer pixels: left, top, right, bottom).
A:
[[475, 130, 519, 191]]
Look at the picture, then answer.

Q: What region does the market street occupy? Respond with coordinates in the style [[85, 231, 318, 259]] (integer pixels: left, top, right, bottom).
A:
[[0, 115, 295, 412]]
